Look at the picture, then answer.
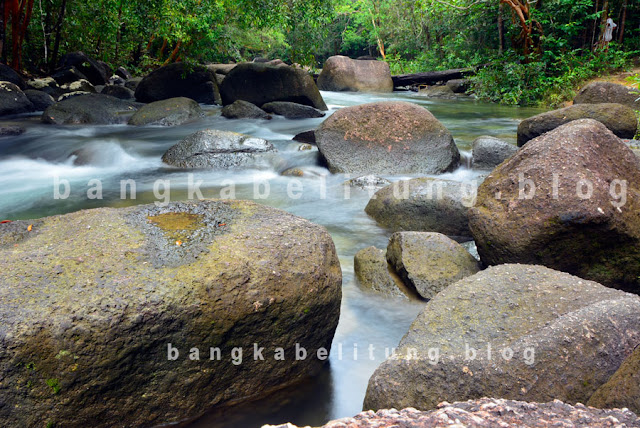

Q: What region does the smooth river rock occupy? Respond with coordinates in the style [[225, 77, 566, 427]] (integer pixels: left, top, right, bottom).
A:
[[128, 97, 203, 126], [469, 119, 640, 292], [42, 94, 137, 125], [0, 200, 342, 427], [574, 81, 640, 110], [135, 63, 221, 104], [317, 55, 393, 93], [363, 264, 640, 411], [0, 81, 34, 116], [471, 136, 517, 169], [315, 101, 460, 175], [354, 246, 408, 299], [221, 100, 271, 120]]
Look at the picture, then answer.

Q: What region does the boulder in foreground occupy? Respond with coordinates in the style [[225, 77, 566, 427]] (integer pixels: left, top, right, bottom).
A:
[[315, 101, 459, 174], [364, 264, 640, 411], [0, 200, 342, 427]]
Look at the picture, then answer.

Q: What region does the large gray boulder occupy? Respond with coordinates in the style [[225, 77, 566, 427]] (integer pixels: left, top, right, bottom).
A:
[[42, 94, 137, 125], [128, 97, 203, 126], [0, 81, 34, 116], [386, 232, 479, 300], [261, 101, 325, 119], [354, 246, 409, 299], [135, 63, 221, 104], [220, 62, 327, 111], [0, 200, 341, 427], [471, 136, 517, 169], [317, 55, 393, 93], [574, 81, 640, 110], [469, 119, 640, 292], [517, 103, 637, 146], [162, 129, 278, 169], [365, 177, 477, 240], [221, 100, 271, 120], [24, 89, 55, 111], [364, 264, 640, 411], [315, 101, 459, 174]]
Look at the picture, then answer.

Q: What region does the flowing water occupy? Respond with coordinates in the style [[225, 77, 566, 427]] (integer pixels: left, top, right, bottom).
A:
[[0, 91, 545, 427]]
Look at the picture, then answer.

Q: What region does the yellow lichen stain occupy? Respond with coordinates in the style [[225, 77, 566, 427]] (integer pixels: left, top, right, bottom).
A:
[[147, 212, 205, 243]]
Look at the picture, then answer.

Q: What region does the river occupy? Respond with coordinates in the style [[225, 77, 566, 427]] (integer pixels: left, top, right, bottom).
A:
[[0, 91, 545, 427]]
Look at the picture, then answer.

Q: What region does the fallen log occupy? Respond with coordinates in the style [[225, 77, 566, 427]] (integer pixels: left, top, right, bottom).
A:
[[392, 68, 475, 87]]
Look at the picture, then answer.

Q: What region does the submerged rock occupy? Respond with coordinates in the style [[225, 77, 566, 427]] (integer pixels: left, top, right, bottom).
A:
[[419, 85, 457, 99], [386, 232, 479, 300], [221, 100, 271, 120], [470, 119, 640, 292], [317, 55, 393, 93], [0, 200, 342, 427], [517, 103, 637, 146], [128, 97, 203, 126], [471, 136, 517, 169], [42, 94, 137, 125], [162, 129, 278, 169], [364, 264, 640, 411], [261, 101, 325, 119], [446, 78, 471, 93], [365, 177, 477, 240], [315, 101, 459, 175]]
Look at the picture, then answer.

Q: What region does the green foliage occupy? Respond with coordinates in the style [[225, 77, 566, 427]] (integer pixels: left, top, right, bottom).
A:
[[46, 378, 61, 395]]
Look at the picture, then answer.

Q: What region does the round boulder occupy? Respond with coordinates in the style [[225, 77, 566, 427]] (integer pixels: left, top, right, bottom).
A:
[[128, 97, 203, 126], [135, 63, 221, 105], [471, 136, 517, 169], [24, 89, 55, 111], [0, 81, 34, 116], [315, 101, 460, 174], [386, 232, 479, 300], [0, 200, 341, 427], [517, 103, 637, 146], [58, 51, 109, 86], [0, 64, 26, 89], [574, 81, 640, 110], [221, 100, 271, 120], [42, 94, 138, 125], [162, 129, 278, 169], [365, 177, 477, 240], [364, 264, 640, 411], [220, 62, 327, 111], [317, 55, 393, 93], [261, 101, 325, 119], [101, 84, 135, 100], [469, 119, 640, 292]]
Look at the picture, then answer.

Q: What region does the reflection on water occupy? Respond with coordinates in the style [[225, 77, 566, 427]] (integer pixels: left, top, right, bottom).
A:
[[0, 91, 546, 427]]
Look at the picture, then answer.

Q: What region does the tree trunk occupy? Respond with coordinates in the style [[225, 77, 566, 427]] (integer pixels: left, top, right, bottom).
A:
[[0, 0, 5, 62], [618, 0, 627, 44], [49, 0, 67, 72], [498, 2, 504, 54], [10, 0, 36, 70]]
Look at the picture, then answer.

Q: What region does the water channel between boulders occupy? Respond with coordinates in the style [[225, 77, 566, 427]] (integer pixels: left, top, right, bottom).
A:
[[0, 91, 546, 427]]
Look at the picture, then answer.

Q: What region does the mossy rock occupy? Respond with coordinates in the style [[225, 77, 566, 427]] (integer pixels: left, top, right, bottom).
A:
[[128, 97, 203, 126], [0, 200, 342, 427], [588, 345, 640, 414]]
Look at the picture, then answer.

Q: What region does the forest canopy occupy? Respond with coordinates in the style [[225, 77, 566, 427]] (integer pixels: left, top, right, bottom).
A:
[[2, 0, 639, 105]]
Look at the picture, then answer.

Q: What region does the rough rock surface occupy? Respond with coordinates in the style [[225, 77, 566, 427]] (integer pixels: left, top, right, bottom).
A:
[[24, 89, 55, 111], [262, 101, 325, 119], [162, 129, 278, 169], [365, 177, 477, 240], [128, 97, 203, 126], [265, 398, 640, 428], [135, 63, 221, 104], [58, 51, 109, 86], [42, 94, 137, 125], [0, 125, 25, 136], [446, 78, 471, 94], [386, 232, 479, 300], [517, 103, 637, 146], [588, 345, 640, 414], [317, 56, 393, 93], [0, 64, 26, 89], [220, 62, 327, 111], [101, 84, 135, 100], [221, 100, 271, 120], [292, 130, 316, 144], [364, 264, 640, 411], [471, 136, 517, 169], [315, 101, 459, 174], [0, 200, 342, 427], [574, 81, 640, 110], [51, 66, 89, 85], [419, 85, 457, 99], [345, 175, 391, 189], [354, 246, 408, 299], [0, 81, 34, 116], [469, 119, 640, 292]]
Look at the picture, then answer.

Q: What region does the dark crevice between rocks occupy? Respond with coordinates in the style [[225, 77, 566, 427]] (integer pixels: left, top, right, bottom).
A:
[[385, 261, 426, 302]]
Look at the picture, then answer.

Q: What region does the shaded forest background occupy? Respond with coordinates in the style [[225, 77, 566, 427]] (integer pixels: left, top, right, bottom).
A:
[[1, 0, 639, 105]]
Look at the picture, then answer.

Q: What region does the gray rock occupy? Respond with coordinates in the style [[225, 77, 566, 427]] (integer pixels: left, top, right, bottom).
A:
[[101, 84, 135, 100], [574, 81, 640, 110], [386, 232, 479, 300], [0, 200, 341, 427], [317, 55, 393, 93], [517, 103, 637, 146], [315, 101, 460, 175], [589, 345, 640, 415], [262, 101, 325, 119], [364, 264, 640, 411], [221, 100, 271, 120], [0, 125, 25, 136], [419, 85, 456, 99], [0, 81, 34, 116], [115, 66, 132, 80], [135, 63, 221, 105], [471, 136, 517, 169], [124, 77, 142, 91], [60, 79, 96, 94], [206, 63, 237, 75], [108, 75, 126, 86], [345, 175, 391, 189], [24, 90, 55, 111], [162, 129, 278, 169], [0, 64, 26, 89], [42, 94, 138, 125], [220, 62, 327, 111], [51, 66, 89, 85], [365, 177, 477, 240], [354, 246, 408, 299], [470, 119, 640, 292], [128, 97, 203, 126], [446, 79, 471, 93], [58, 51, 109, 86], [292, 130, 316, 144], [57, 91, 92, 101]]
